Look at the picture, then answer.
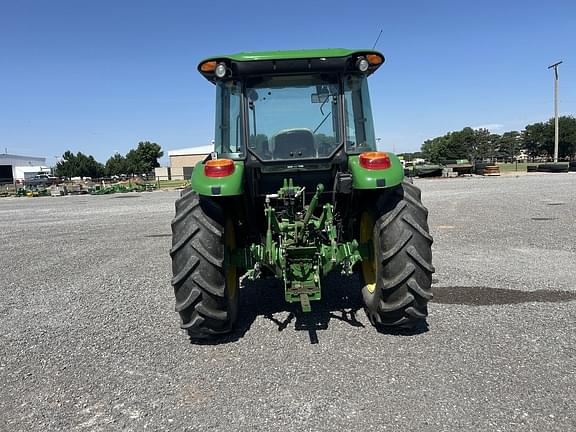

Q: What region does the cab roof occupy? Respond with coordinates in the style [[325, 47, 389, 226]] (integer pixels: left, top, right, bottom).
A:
[[198, 48, 385, 82]]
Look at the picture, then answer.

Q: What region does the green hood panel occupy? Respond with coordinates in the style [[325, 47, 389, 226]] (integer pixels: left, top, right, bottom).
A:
[[348, 153, 404, 189], [191, 161, 244, 196]]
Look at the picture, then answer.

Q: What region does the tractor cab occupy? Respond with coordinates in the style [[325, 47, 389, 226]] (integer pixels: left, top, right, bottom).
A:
[[193, 49, 403, 198], [199, 49, 382, 166]]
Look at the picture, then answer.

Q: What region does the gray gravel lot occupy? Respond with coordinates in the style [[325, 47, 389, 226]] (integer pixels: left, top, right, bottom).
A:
[[1, 174, 575, 431]]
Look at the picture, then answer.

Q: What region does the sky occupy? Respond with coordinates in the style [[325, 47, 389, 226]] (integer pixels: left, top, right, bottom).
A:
[[1, 0, 575, 165]]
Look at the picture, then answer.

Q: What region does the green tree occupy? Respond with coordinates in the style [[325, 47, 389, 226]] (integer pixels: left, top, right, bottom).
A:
[[398, 152, 424, 161], [125, 149, 145, 175], [473, 129, 501, 161], [105, 153, 129, 176], [523, 121, 550, 157], [497, 131, 522, 159], [522, 116, 576, 158], [422, 116, 576, 162], [55, 151, 104, 178], [134, 141, 163, 173], [421, 135, 449, 162], [448, 128, 475, 160], [115, 141, 164, 175], [557, 116, 576, 158], [422, 127, 477, 162]]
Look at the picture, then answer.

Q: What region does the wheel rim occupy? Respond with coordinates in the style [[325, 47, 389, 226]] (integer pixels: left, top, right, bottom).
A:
[[225, 220, 238, 301], [359, 212, 376, 294]]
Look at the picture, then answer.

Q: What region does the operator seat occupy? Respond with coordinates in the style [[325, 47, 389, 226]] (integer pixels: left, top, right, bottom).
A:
[[271, 128, 316, 159]]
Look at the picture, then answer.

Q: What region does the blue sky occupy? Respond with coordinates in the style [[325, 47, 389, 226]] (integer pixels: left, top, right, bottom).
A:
[[1, 0, 575, 165]]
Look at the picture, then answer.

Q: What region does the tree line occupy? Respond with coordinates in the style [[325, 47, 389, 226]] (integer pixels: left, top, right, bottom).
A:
[[416, 116, 576, 163], [54, 141, 163, 178]]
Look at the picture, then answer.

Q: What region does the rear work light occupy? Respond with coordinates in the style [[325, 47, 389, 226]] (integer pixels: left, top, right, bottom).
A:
[[356, 57, 369, 72], [204, 159, 235, 177], [359, 151, 391, 170], [215, 63, 227, 78]]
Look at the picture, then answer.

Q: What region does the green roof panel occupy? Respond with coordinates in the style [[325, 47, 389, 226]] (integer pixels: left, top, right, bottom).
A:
[[200, 48, 382, 63], [197, 48, 385, 81]]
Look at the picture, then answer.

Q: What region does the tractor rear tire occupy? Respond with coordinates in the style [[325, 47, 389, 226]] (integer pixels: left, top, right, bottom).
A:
[[170, 189, 239, 339], [361, 181, 434, 329]]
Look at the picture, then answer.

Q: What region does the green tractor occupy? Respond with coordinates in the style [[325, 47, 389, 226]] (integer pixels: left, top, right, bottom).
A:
[[170, 48, 434, 339]]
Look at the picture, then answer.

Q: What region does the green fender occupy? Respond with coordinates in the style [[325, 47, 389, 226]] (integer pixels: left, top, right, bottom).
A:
[[191, 160, 244, 196], [348, 153, 404, 189]]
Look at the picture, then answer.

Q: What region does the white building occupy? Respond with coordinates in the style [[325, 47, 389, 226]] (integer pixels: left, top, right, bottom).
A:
[[168, 145, 213, 168], [0, 153, 48, 183], [156, 145, 214, 181]]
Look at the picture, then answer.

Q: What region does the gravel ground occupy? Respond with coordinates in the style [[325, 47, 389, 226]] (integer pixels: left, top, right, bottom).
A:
[[1, 174, 575, 431]]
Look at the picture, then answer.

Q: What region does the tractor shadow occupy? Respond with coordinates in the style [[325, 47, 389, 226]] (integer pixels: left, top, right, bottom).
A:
[[192, 272, 428, 345], [240, 272, 366, 345]]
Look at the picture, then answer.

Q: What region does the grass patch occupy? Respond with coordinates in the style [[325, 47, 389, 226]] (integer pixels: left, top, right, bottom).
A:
[[158, 179, 189, 188], [496, 162, 533, 172], [496, 162, 569, 172]]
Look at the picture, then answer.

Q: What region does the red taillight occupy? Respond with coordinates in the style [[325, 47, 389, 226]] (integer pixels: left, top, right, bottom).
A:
[[359, 151, 391, 170], [204, 159, 235, 177]]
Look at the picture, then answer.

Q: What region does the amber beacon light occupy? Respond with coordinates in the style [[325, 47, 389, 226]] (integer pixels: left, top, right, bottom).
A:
[[200, 61, 217, 72], [366, 54, 384, 65]]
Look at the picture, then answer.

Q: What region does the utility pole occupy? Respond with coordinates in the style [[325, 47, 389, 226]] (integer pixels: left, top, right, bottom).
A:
[[547, 61, 562, 163]]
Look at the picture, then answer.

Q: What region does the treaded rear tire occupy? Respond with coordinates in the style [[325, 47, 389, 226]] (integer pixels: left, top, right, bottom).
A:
[[170, 189, 238, 339], [362, 181, 434, 328]]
